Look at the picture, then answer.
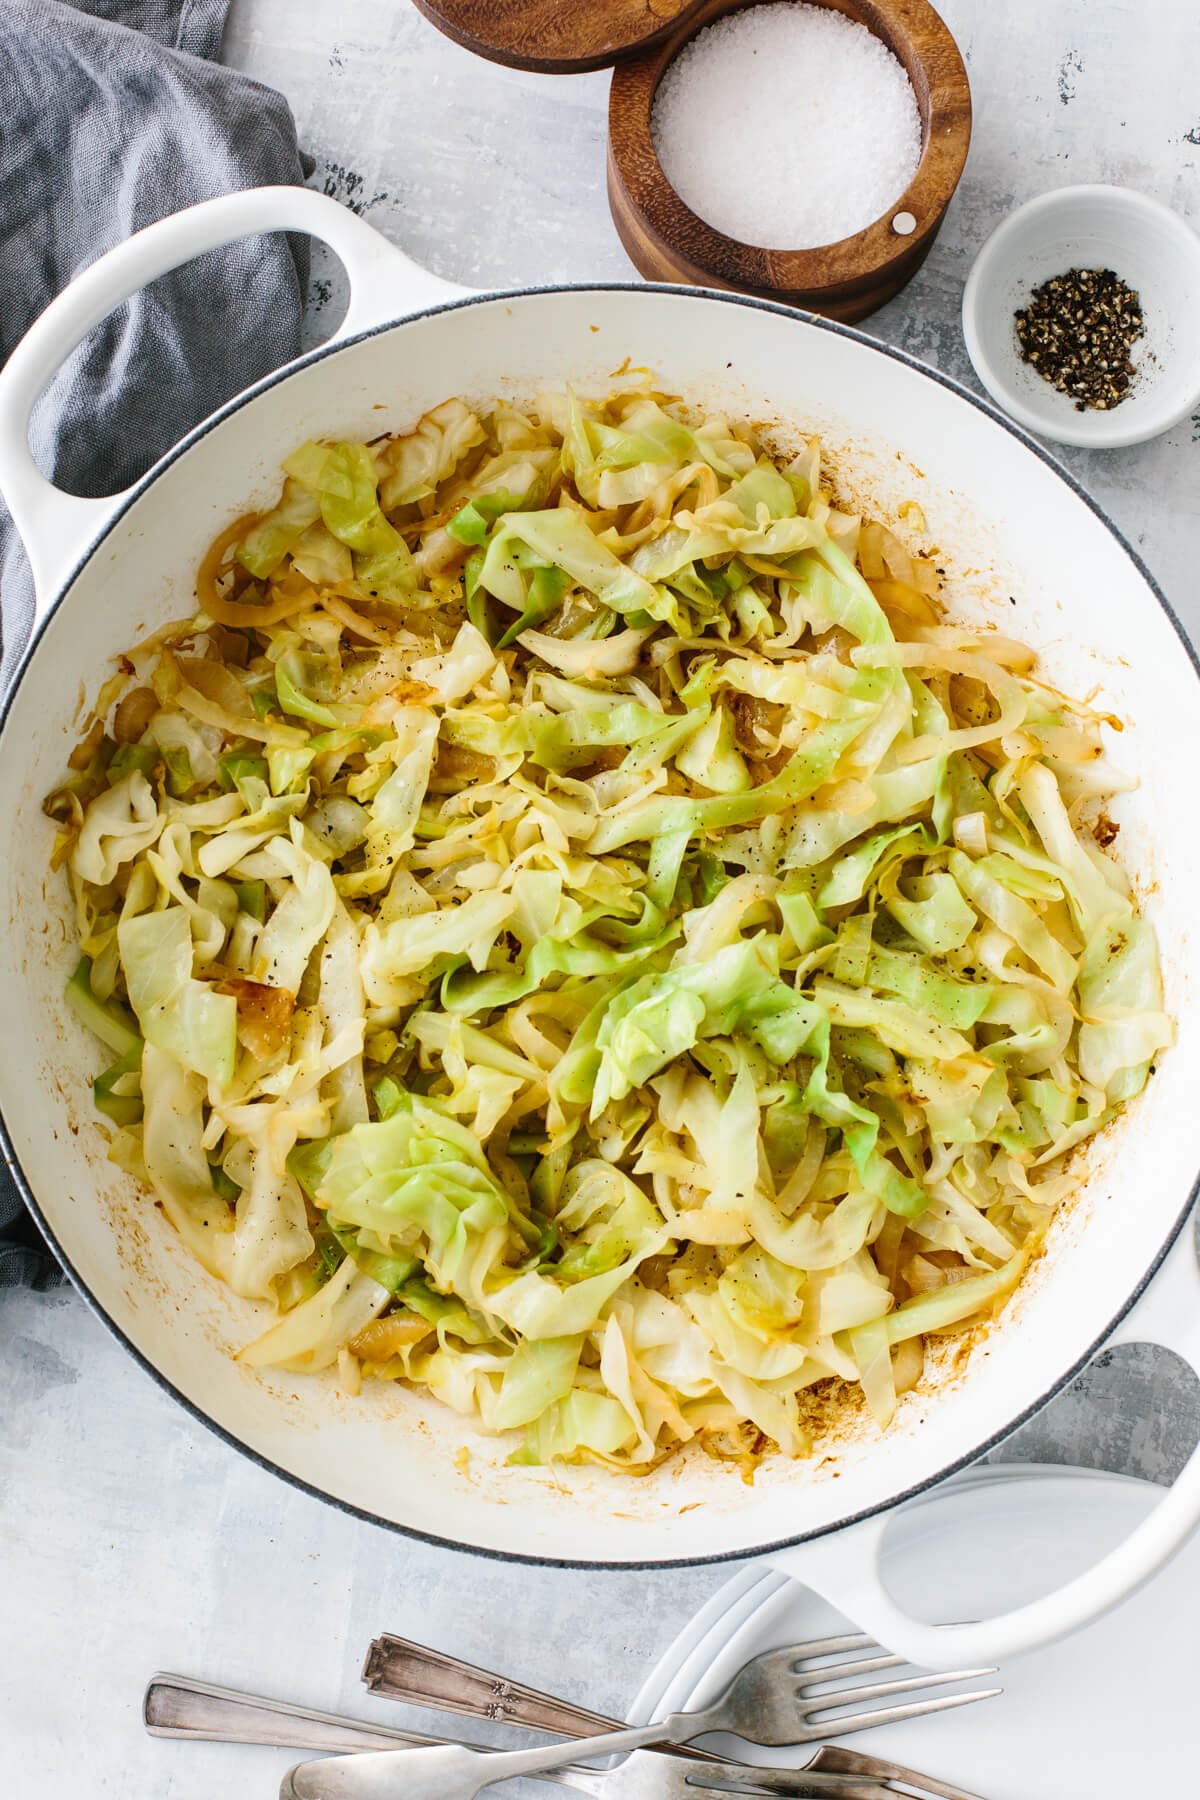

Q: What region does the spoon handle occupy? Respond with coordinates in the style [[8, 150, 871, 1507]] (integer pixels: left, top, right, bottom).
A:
[[143, 1671, 453, 1755]]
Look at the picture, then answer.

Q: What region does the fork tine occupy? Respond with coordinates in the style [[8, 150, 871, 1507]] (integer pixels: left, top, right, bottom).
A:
[[802, 1667, 997, 1713], [810, 1744, 990, 1800], [794, 1651, 908, 1684], [807, 1684, 1003, 1738], [679, 1769, 894, 1800], [778, 1633, 878, 1660]]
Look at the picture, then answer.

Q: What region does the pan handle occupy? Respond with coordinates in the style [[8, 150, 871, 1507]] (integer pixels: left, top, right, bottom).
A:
[[0, 185, 469, 613], [769, 1206, 1200, 1669]]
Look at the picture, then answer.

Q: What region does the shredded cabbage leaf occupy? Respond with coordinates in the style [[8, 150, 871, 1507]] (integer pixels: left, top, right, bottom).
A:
[[47, 385, 1172, 1467]]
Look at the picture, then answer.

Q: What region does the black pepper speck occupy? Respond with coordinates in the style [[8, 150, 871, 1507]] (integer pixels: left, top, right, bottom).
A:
[[1014, 267, 1144, 411]]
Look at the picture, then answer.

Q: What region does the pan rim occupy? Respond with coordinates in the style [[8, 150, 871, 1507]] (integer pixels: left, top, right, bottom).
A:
[[3, 277, 1197, 1567]]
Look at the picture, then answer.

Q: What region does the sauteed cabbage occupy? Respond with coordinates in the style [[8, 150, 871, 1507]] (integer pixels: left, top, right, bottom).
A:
[[47, 386, 1173, 1468]]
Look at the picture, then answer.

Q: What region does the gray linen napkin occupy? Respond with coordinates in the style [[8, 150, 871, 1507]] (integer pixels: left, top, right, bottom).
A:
[[0, 0, 311, 1287]]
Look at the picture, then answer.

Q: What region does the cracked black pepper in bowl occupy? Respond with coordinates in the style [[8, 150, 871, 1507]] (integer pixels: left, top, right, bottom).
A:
[[1015, 267, 1144, 411]]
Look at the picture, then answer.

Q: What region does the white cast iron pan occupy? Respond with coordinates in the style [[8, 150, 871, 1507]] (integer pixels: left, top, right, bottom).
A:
[[1, 187, 1198, 1670]]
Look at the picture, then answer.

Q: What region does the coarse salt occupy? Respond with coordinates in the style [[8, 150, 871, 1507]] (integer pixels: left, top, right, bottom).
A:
[[652, 3, 922, 250]]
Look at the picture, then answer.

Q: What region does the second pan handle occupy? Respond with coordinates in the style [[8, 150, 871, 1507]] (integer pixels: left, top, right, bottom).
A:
[[772, 1207, 1200, 1669]]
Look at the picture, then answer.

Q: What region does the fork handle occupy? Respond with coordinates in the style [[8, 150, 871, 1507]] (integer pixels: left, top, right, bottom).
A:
[[360, 1634, 724, 1763], [361, 1635, 622, 1737], [144, 1672, 451, 1754]]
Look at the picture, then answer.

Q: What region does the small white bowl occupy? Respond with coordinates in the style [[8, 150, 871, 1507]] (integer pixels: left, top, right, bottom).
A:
[[962, 184, 1200, 449]]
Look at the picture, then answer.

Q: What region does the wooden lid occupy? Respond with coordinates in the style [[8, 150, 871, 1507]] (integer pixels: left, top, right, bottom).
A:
[[411, 0, 710, 74]]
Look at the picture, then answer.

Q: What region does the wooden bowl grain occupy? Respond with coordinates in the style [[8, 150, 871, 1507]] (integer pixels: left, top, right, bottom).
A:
[[411, 0, 709, 75], [608, 0, 972, 321]]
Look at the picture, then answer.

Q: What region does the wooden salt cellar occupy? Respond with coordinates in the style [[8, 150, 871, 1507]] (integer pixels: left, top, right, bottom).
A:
[[414, 0, 971, 322]]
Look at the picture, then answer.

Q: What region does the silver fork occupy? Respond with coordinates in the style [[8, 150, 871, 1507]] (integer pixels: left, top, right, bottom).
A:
[[144, 1674, 988, 1799], [521, 1749, 980, 1799], [281, 1734, 904, 1800], [361, 1630, 1001, 1749]]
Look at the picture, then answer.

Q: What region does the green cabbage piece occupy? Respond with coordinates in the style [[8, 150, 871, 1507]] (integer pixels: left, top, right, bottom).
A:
[[237, 479, 321, 578], [283, 440, 415, 600], [477, 507, 660, 620], [316, 1093, 515, 1314], [117, 908, 236, 1086]]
